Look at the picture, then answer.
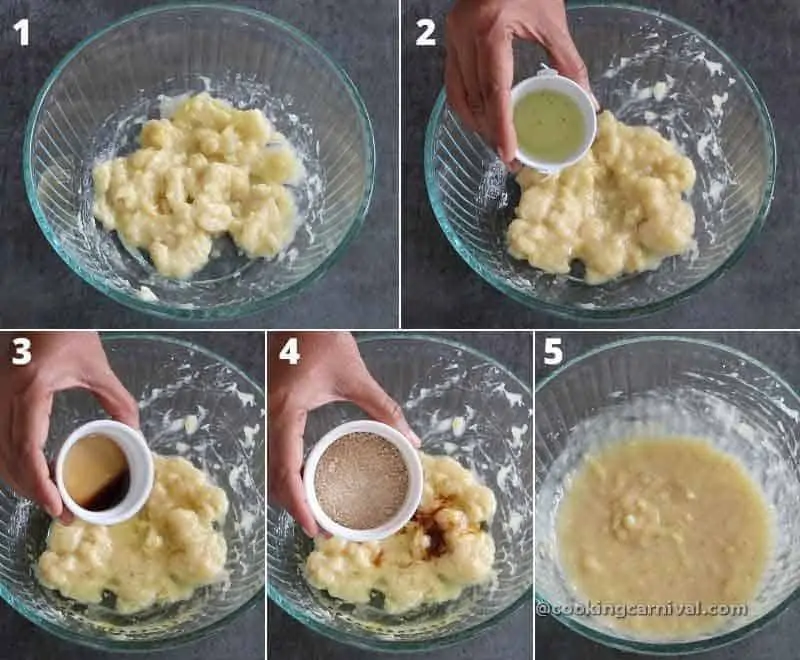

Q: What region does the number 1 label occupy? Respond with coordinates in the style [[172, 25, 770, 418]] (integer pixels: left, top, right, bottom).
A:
[[14, 19, 29, 47]]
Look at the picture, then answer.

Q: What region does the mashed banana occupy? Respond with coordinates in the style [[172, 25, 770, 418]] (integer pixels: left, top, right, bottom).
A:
[[507, 111, 697, 284], [37, 455, 228, 614], [558, 437, 771, 637], [93, 93, 301, 279], [305, 453, 496, 614]]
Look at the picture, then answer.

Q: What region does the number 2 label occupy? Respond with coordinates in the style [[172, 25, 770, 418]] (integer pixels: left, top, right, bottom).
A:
[[416, 18, 436, 46]]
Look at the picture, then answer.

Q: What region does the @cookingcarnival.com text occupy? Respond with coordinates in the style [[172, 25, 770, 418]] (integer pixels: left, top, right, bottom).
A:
[[536, 601, 749, 619]]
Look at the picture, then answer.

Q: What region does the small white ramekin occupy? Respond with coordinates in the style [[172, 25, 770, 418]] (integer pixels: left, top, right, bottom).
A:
[[55, 419, 154, 525], [303, 420, 423, 542], [510, 66, 598, 174]]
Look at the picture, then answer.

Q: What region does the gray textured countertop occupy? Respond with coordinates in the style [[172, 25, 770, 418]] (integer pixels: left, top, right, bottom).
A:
[[535, 331, 800, 659], [0, 0, 397, 328], [402, 0, 798, 329], [268, 331, 533, 660], [0, 331, 266, 660]]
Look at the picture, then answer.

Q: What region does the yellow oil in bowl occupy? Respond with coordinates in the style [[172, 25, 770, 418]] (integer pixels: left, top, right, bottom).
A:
[[513, 89, 586, 163]]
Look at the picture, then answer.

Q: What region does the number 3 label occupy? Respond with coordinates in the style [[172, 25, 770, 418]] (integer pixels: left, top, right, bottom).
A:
[[279, 337, 301, 365], [543, 337, 563, 366], [11, 337, 31, 366]]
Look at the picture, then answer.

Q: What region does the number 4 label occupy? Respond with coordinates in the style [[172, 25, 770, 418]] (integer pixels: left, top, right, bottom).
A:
[[279, 337, 301, 365], [14, 19, 29, 47], [543, 337, 563, 366]]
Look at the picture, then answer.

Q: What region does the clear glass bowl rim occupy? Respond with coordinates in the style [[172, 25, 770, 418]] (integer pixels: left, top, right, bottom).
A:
[[424, 2, 777, 321], [267, 332, 533, 653], [0, 332, 266, 652], [22, 2, 377, 322], [535, 334, 800, 654]]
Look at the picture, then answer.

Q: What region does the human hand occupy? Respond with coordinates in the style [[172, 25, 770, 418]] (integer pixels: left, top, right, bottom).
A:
[[0, 333, 140, 521], [268, 332, 420, 537], [445, 0, 594, 164]]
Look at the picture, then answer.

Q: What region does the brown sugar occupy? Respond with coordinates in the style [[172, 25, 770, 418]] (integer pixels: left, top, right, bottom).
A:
[[315, 432, 409, 530]]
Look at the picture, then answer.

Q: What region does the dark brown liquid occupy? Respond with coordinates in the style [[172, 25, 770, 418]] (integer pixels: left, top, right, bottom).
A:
[[83, 470, 130, 511], [412, 496, 454, 559], [63, 433, 131, 511]]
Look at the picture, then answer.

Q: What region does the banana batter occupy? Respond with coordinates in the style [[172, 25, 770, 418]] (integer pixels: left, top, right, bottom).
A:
[[305, 453, 496, 614], [508, 111, 696, 284], [37, 455, 229, 614], [558, 436, 771, 637]]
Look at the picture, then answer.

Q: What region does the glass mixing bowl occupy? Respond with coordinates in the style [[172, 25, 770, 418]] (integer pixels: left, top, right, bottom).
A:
[[536, 336, 800, 654], [425, 3, 776, 320], [268, 334, 532, 651], [24, 3, 374, 320], [0, 335, 265, 651]]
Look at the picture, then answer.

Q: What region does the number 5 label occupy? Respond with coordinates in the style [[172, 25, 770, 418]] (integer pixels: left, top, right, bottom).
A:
[[11, 337, 32, 365], [543, 337, 563, 366]]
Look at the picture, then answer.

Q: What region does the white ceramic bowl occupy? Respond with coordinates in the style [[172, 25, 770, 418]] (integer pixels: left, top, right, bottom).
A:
[[510, 67, 597, 173], [303, 420, 423, 542], [55, 419, 154, 525]]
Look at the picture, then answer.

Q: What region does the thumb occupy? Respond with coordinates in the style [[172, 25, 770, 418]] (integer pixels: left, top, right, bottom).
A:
[[477, 34, 516, 165], [344, 376, 421, 447], [280, 471, 319, 539], [542, 26, 595, 104], [86, 368, 140, 429], [11, 388, 63, 518], [268, 407, 319, 538], [24, 448, 62, 519]]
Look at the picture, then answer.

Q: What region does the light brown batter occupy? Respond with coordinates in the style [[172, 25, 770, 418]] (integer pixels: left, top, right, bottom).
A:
[[557, 436, 771, 637]]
